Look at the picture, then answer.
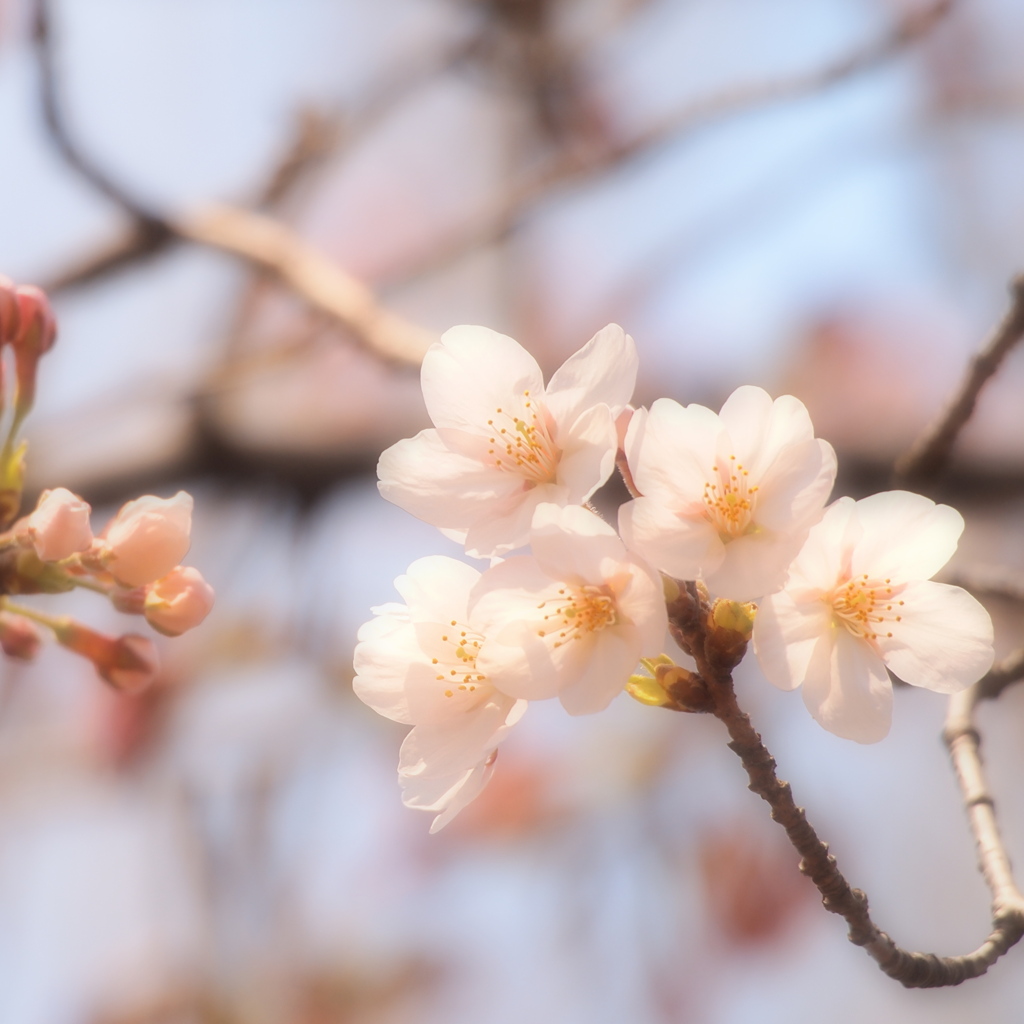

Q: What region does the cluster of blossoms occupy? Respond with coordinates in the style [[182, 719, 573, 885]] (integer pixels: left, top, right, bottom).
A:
[[354, 324, 994, 830], [0, 276, 213, 691]]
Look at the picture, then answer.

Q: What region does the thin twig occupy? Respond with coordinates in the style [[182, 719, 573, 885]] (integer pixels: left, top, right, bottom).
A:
[[32, 0, 173, 238], [668, 585, 1024, 988], [895, 275, 1024, 486], [976, 647, 1024, 703], [381, 0, 956, 287], [174, 205, 436, 364], [943, 566, 1024, 605]]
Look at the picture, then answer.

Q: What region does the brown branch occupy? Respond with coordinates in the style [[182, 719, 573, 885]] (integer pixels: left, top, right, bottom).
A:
[[895, 274, 1024, 486], [174, 205, 436, 365], [667, 585, 1024, 988], [32, 0, 173, 239], [975, 647, 1024, 703], [381, 0, 956, 287], [943, 565, 1024, 605]]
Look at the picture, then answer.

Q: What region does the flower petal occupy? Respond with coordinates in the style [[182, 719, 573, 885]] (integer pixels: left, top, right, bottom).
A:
[[849, 491, 963, 581], [753, 591, 833, 692], [802, 628, 893, 743], [877, 581, 994, 693], [555, 403, 618, 503], [394, 556, 480, 623], [626, 398, 721, 509], [420, 326, 544, 435], [705, 529, 806, 602], [529, 504, 625, 583], [618, 496, 722, 581], [558, 630, 640, 715], [377, 429, 523, 530], [544, 324, 638, 426]]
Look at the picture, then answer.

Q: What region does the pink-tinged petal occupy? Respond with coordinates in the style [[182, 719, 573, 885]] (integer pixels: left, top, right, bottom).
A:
[[703, 529, 805, 602], [400, 761, 493, 833], [750, 439, 834, 532], [399, 697, 524, 777], [724, 390, 817, 479], [420, 326, 544, 434], [784, 497, 859, 594], [849, 491, 963, 582], [877, 581, 994, 693], [627, 398, 721, 508], [555, 403, 618, 503], [461, 483, 564, 558], [544, 324, 638, 425], [353, 618, 424, 724], [618, 496, 722, 581], [558, 630, 640, 715], [802, 628, 893, 743], [530, 504, 625, 583], [716, 386, 776, 469], [394, 556, 480, 623], [483, 623, 593, 701], [377, 429, 523, 530], [611, 557, 668, 653], [753, 591, 833, 692]]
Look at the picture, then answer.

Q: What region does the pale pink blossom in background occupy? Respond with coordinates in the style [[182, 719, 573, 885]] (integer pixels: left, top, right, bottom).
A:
[[378, 324, 638, 558], [101, 491, 193, 586], [353, 555, 526, 832], [22, 486, 93, 562], [144, 566, 215, 636], [753, 491, 994, 743], [472, 504, 667, 715], [619, 386, 837, 601]]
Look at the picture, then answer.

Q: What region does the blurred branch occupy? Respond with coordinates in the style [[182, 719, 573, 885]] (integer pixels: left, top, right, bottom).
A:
[[176, 205, 436, 364], [895, 274, 1024, 486], [31, 0, 435, 366], [667, 582, 1024, 988], [976, 647, 1024, 702], [382, 0, 957, 286], [943, 565, 1024, 604]]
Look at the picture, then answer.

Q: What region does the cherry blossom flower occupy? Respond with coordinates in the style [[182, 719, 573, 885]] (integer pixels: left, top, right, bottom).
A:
[[378, 324, 638, 558], [353, 555, 526, 832], [752, 491, 994, 743], [100, 491, 193, 587], [144, 566, 216, 636], [619, 386, 837, 601], [471, 504, 667, 715], [21, 487, 93, 562]]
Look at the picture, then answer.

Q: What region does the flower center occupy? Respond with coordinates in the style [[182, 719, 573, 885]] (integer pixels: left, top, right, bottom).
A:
[[829, 575, 905, 641], [432, 621, 489, 699], [703, 455, 759, 538], [535, 585, 618, 649], [486, 390, 560, 484]]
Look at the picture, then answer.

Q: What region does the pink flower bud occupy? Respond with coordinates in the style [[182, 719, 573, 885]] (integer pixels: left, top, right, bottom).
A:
[[53, 618, 159, 694], [0, 612, 42, 660], [144, 566, 215, 636], [0, 275, 19, 344], [21, 487, 93, 562], [10, 286, 57, 418], [103, 491, 193, 586]]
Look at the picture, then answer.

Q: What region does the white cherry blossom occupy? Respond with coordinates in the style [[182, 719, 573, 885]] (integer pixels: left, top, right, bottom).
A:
[[353, 555, 525, 831], [378, 324, 638, 558], [618, 386, 837, 601], [752, 491, 994, 743], [471, 504, 667, 715]]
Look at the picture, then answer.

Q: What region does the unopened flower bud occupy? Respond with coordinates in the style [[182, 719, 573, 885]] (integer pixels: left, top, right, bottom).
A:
[[143, 566, 214, 636], [52, 618, 158, 693], [10, 285, 57, 419], [626, 654, 713, 713], [102, 491, 193, 586], [0, 275, 19, 343], [21, 487, 93, 562], [0, 611, 42, 660]]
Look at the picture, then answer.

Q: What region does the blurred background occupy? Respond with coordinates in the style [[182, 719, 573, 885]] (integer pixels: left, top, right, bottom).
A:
[[1, 0, 1024, 1021]]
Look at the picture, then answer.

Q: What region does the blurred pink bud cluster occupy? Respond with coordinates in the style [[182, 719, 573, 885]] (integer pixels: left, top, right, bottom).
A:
[[0, 276, 215, 695], [0, 275, 57, 421]]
